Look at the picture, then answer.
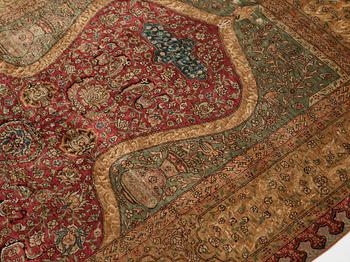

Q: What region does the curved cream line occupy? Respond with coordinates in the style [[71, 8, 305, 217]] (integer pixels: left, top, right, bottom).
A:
[[93, 1, 258, 247], [0, 0, 114, 77]]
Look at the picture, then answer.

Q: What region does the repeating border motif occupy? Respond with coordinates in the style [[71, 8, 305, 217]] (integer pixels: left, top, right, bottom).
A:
[[260, 0, 350, 73], [0, 0, 349, 261]]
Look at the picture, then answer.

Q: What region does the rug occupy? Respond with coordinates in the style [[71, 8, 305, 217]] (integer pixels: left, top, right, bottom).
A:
[[0, 0, 349, 261]]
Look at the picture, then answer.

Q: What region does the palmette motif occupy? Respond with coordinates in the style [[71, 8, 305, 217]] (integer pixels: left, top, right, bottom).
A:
[[0, 0, 349, 261]]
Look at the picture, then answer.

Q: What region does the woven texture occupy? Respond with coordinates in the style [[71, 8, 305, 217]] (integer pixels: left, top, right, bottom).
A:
[[0, 0, 349, 261]]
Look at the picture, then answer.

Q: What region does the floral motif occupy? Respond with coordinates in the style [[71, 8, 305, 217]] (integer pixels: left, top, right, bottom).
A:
[[0, 127, 31, 156], [68, 78, 116, 119], [0, 0, 349, 261], [62, 191, 87, 212], [55, 225, 85, 256], [57, 166, 82, 185], [79, 85, 110, 108], [21, 83, 57, 107], [60, 129, 97, 156], [0, 121, 42, 163], [29, 232, 45, 247], [193, 102, 215, 118]]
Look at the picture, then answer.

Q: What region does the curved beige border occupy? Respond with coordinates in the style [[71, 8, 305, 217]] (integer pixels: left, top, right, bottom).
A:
[[93, 0, 258, 246], [0, 0, 114, 77]]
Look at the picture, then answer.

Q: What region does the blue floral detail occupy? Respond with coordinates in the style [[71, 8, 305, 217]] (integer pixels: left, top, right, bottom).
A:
[[0, 126, 32, 157], [142, 23, 207, 80], [0, 121, 42, 163]]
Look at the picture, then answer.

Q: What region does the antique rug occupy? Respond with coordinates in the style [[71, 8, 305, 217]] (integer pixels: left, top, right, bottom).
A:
[[0, 0, 350, 261]]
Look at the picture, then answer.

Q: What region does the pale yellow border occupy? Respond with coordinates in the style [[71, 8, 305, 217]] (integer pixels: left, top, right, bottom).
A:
[[93, 0, 258, 246], [0, 0, 114, 77]]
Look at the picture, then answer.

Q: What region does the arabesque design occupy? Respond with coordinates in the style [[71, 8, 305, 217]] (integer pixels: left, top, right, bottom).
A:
[[0, 0, 349, 261]]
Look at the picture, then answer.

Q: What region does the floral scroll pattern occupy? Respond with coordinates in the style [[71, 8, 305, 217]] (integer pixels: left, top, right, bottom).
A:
[[0, 0, 245, 260], [107, 8, 342, 237], [0, 0, 349, 261], [110, 100, 350, 262]]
